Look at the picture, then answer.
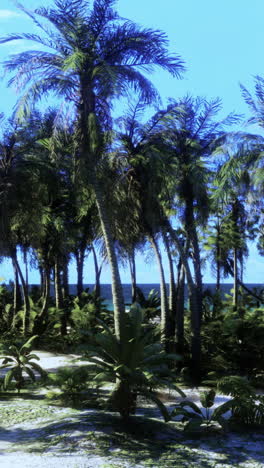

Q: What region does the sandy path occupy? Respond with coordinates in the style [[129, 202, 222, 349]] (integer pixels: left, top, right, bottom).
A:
[[30, 350, 89, 372]]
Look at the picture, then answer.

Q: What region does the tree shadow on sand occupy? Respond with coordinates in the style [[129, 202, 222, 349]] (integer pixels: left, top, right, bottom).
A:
[[0, 409, 263, 467]]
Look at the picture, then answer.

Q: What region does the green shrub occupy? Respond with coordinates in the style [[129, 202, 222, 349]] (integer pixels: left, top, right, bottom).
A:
[[84, 303, 184, 421], [170, 389, 232, 434], [217, 376, 264, 428], [46, 366, 91, 403], [71, 290, 111, 334], [0, 335, 46, 392]]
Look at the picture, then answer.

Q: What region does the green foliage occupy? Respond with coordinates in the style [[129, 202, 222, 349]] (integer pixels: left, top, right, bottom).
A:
[[135, 287, 161, 320], [217, 376, 264, 428], [71, 290, 109, 333], [170, 389, 232, 434], [0, 284, 14, 332], [0, 335, 46, 392], [0, 284, 13, 306], [230, 394, 264, 428], [201, 302, 264, 377], [217, 375, 255, 398], [84, 303, 184, 420], [46, 366, 91, 404]]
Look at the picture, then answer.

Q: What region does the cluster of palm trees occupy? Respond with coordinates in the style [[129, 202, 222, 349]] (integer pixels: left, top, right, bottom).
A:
[[0, 0, 263, 376]]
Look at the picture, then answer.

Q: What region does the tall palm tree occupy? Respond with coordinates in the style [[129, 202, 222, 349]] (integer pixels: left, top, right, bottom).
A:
[[0, 0, 184, 340], [240, 77, 264, 267], [156, 95, 238, 377], [112, 102, 175, 343]]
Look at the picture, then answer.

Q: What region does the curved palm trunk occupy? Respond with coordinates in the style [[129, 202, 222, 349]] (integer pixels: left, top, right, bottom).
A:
[[149, 234, 169, 346], [41, 266, 51, 316], [33, 266, 51, 335], [166, 222, 194, 290], [92, 180, 125, 341], [163, 232, 177, 345], [11, 257, 22, 328], [166, 220, 201, 379], [80, 92, 125, 340]]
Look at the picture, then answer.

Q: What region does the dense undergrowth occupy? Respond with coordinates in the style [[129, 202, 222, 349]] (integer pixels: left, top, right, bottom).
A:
[[0, 284, 263, 435]]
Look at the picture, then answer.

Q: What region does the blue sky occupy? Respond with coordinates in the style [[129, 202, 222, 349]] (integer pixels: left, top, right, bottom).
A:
[[0, 0, 263, 284]]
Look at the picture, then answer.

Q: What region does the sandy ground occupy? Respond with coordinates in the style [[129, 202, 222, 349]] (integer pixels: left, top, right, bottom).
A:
[[30, 350, 90, 372], [0, 351, 263, 468]]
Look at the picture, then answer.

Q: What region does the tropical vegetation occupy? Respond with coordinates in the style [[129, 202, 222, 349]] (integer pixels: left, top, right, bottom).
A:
[[0, 0, 263, 452]]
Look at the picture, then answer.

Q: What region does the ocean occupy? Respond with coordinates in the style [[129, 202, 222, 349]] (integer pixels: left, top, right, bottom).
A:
[[43, 283, 263, 309]]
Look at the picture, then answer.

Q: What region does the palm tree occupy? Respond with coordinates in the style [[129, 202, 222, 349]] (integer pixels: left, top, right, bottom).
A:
[[111, 102, 175, 344], [240, 76, 264, 270], [212, 149, 253, 309], [0, 0, 184, 340], [156, 96, 238, 377], [0, 115, 39, 333]]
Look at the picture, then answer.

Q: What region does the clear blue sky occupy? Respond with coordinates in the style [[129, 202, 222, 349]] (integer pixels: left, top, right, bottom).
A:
[[0, 0, 263, 284]]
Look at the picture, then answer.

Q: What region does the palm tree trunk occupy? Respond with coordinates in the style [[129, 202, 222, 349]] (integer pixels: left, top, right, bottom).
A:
[[75, 248, 85, 296], [91, 244, 102, 299], [41, 266, 51, 316], [54, 257, 67, 335], [216, 221, 221, 291], [39, 265, 44, 297], [190, 229, 203, 327], [80, 97, 125, 340], [163, 232, 177, 343], [111, 380, 137, 421], [11, 249, 30, 335], [128, 249, 137, 303], [166, 222, 194, 291], [184, 201, 203, 382], [33, 266, 51, 335], [149, 234, 169, 345], [233, 247, 238, 309], [54, 258, 63, 310], [11, 257, 22, 328], [166, 221, 201, 380], [62, 256, 69, 299], [23, 248, 29, 293], [175, 260, 185, 355], [92, 180, 125, 341]]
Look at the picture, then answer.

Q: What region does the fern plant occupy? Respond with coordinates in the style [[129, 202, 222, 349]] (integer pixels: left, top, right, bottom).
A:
[[0, 336, 46, 393], [217, 376, 264, 427]]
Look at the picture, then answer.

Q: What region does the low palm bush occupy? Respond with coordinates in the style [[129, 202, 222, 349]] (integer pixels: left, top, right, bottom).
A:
[[84, 303, 185, 421], [46, 366, 92, 404], [0, 335, 46, 392]]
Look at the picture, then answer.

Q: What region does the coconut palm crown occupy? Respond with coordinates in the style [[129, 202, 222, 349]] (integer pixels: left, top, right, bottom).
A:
[[0, 0, 184, 341]]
